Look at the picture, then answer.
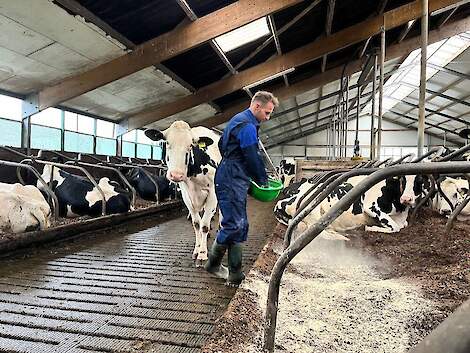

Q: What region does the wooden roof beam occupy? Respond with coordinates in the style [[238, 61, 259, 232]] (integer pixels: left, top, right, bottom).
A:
[[358, 0, 388, 58], [123, 0, 464, 131], [198, 13, 470, 128], [34, 0, 303, 112]]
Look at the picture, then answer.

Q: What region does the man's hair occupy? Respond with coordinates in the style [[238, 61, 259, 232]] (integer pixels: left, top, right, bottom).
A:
[[251, 91, 279, 107]]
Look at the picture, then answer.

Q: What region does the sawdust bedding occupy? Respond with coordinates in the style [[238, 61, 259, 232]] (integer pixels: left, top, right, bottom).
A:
[[203, 209, 470, 353]]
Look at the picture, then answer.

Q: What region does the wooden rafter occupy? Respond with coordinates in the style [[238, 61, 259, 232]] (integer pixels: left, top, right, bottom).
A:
[[123, 0, 464, 131], [36, 0, 303, 111], [358, 0, 389, 58], [198, 13, 470, 129], [397, 19, 417, 43]]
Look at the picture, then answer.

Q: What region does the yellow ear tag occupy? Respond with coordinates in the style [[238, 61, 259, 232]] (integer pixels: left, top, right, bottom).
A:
[[198, 142, 206, 149]]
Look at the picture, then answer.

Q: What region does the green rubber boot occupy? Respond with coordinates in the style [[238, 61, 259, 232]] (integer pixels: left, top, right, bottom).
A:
[[226, 243, 245, 287], [204, 240, 228, 280]]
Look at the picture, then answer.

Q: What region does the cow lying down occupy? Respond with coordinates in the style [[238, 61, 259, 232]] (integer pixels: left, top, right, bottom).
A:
[[0, 182, 51, 233], [37, 165, 131, 217], [122, 167, 175, 202], [431, 176, 470, 220], [275, 175, 421, 236]]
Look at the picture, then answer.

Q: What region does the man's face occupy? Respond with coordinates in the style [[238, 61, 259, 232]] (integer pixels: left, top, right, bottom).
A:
[[253, 101, 275, 122]]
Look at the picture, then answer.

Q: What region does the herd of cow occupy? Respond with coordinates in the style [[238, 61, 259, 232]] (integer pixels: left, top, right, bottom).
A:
[[1, 120, 469, 270], [274, 151, 470, 241], [0, 160, 176, 233]]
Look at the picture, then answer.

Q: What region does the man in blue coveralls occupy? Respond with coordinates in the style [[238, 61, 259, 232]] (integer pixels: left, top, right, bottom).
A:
[[205, 91, 279, 287]]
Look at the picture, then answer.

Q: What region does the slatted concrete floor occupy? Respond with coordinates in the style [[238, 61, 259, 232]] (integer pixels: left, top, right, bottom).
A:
[[0, 199, 276, 353]]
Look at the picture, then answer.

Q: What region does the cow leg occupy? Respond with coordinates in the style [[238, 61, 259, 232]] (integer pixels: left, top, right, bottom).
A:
[[196, 190, 217, 267], [364, 205, 405, 233], [190, 211, 202, 261]]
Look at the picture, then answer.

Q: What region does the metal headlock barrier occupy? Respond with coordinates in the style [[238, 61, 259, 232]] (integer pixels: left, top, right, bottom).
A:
[[35, 150, 138, 209], [264, 161, 470, 352], [79, 153, 172, 204], [20, 158, 108, 216]]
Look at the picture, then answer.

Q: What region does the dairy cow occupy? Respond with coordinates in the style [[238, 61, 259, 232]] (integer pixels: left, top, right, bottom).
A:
[[275, 174, 422, 234], [123, 167, 175, 202], [145, 121, 221, 266], [37, 165, 131, 217], [277, 159, 295, 188], [0, 182, 51, 233], [432, 176, 470, 220]]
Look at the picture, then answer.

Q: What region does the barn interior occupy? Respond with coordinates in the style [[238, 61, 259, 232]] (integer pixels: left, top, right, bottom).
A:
[[0, 1, 469, 353]]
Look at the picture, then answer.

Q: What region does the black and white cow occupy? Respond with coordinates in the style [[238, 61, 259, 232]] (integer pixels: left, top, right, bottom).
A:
[[37, 165, 131, 217], [275, 174, 422, 234], [145, 121, 221, 266], [123, 167, 175, 202], [0, 182, 51, 233], [431, 176, 470, 220], [277, 159, 295, 188]]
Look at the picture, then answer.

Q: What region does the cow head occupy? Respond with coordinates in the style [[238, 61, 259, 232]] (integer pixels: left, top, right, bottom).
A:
[[38, 164, 64, 190], [435, 177, 468, 216], [397, 175, 422, 208], [145, 121, 213, 182]]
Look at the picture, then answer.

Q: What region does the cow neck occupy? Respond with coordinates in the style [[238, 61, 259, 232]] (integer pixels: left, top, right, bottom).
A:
[[187, 145, 217, 178]]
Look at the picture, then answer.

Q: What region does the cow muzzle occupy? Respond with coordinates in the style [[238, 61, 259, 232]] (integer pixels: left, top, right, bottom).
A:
[[440, 209, 452, 217], [400, 195, 415, 206], [168, 170, 185, 182]]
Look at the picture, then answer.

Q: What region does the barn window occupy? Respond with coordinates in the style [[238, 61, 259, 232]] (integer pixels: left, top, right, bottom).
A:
[[0, 94, 22, 147]]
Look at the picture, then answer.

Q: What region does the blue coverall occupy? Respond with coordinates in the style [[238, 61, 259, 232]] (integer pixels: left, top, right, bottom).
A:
[[215, 108, 268, 245]]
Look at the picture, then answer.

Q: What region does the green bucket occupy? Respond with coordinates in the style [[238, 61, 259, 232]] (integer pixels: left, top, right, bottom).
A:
[[249, 178, 283, 202]]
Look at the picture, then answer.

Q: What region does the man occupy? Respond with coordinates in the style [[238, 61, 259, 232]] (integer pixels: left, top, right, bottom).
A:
[[205, 91, 279, 287]]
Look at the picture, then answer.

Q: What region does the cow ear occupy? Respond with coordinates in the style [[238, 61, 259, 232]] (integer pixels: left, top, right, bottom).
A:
[[145, 129, 165, 141], [196, 136, 214, 148]]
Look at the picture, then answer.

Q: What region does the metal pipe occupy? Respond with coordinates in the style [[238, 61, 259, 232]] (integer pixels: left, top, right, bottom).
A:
[[27, 160, 107, 216], [65, 160, 137, 209], [408, 297, 470, 353], [412, 146, 446, 162], [258, 140, 280, 180], [438, 144, 470, 161], [355, 85, 360, 145], [284, 167, 378, 248], [418, 0, 429, 157], [370, 55, 377, 160], [264, 161, 470, 353], [344, 77, 350, 158], [377, 27, 385, 159]]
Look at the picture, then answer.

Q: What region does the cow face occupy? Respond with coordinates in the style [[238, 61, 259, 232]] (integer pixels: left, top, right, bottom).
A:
[[436, 177, 468, 216], [145, 121, 213, 183], [398, 175, 420, 207]]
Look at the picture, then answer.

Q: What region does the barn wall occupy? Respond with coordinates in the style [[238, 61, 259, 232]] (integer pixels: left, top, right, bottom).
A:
[[267, 115, 458, 166]]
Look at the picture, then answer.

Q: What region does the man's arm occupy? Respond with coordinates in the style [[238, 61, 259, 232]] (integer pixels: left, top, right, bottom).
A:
[[237, 124, 268, 185]]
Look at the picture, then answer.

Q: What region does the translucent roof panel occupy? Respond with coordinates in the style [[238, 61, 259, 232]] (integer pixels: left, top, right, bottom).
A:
[[215, 17, 270, 52], [363, 31, 470, 116]]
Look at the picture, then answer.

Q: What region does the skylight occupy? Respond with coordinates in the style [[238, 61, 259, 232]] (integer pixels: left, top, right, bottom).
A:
[[215, 17, 271, 52], [362, 31, 470, 116]]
